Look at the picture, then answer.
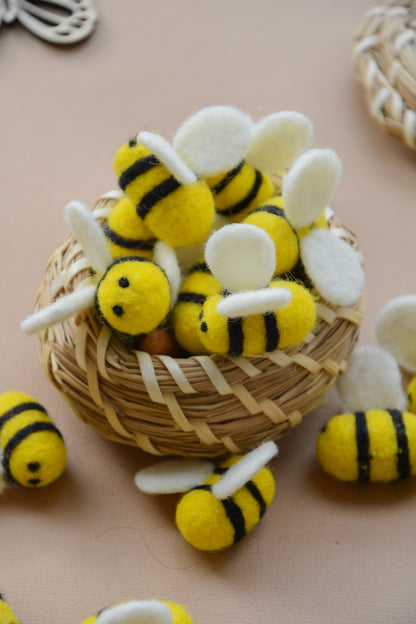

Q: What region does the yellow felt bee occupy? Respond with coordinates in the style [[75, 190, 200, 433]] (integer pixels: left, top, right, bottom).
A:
[[0, 391, 66, 491], [135, 441, 278, 552], [0, 592, 20, 624], [172, 105, 313, 221], [21, 201, 180, 345], [171, 262, 222, 355], [103, 194, 156, 260], [80, 599, 193, 624], [194, 223, 316, 356], [113, 131, 215, 248]]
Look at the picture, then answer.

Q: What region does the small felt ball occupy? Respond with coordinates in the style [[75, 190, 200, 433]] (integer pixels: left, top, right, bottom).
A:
[[136, 329, 180, 356]]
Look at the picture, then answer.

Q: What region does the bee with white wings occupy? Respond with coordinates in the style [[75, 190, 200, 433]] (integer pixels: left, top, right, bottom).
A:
[[80, 599, 193, 624]]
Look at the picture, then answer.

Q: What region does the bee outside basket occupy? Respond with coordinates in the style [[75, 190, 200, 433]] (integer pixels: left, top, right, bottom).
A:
[[36, 196, 364, 459]]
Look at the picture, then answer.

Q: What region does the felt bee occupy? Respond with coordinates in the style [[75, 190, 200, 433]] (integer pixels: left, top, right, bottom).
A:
[[171, 262, 222, 355], [194, 223, 316, 357], [0, 391, 66, 492], [21, 201, 181, 345], [0, 592, 20, 624], [113, 131, 215, 248], [317, 296, 416, 483], [135, 441, 278, 552], [172, 105, 313, 221], [103, 194, 156, 260], [80, 599, 193, 624]]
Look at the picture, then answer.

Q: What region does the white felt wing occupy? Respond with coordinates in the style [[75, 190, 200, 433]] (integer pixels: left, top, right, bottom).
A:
[[337, 345, 408, 412], [246, 111, 313, 175], [375, 295, 416, 373], [282, 148, 342, 230], [65, 200, 112, 275], [217, 287, 291, 318], [300, 229, 364, 306], [172, 105, 254, 177], [153, 241, 181, 309], [211, 441, 278, 500], [134, 459, 215, 494], [96, 601, 172, 624], [204, 223, 276, 291], [138, 131, 196, 186]]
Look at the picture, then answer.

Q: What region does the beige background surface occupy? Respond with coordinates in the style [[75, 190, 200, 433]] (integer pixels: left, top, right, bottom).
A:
[[1, 1, 416, 622]]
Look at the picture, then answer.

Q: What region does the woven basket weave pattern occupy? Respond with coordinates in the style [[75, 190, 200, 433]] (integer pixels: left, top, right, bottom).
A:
[[354, 0, 416, 148], [36, 199, 363, 458]]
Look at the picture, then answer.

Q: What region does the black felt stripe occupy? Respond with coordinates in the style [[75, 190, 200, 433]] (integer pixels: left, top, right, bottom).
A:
[[0, 402, 47, 430], [388, 409, 411, 479], [118, 155, 160, 190], [191, 262, 211, 274], [210, 160, 244, 195], [214, 466, 227, 475], [221, 497, 246, 544], [245, 480, 267, 518], [177, 292, 207, 305], [355, 411, 370, 483], [137, 177, 181, 219], [217, 169, 263, 217], [249, 203, 286, 219], [227, 317, 244, 356], [264, 312, 279, 352], [3, 422, 63, 484], [103, 224, 155, 250]]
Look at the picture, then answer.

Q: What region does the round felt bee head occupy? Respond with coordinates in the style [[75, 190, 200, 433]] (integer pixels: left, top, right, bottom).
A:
[[135, 441, 278, 552], [172, 105, 314, 221], [21, 201, 181, 342]]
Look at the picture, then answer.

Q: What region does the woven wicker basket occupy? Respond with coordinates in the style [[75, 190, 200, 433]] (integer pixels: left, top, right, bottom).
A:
[[353, 0, 416, 149], [35, 197, 364, 458]]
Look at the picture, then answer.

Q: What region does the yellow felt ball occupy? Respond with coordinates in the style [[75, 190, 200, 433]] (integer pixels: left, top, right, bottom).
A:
[[269, 280, 316, 348], [207, 161, 275, 221], [104, 195, 155, 259], [0, 595, 19, 624], [171, 265, 222, 354], [0, 391, 66, 487], [243, 197, 299, 275], [408, 377, 416, 414], [316, 410, 416, 482], [95, 257, 170, 337]]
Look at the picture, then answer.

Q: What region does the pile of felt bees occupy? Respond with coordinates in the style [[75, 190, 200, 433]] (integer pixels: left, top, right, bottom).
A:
[[21, 105, 365, 356]]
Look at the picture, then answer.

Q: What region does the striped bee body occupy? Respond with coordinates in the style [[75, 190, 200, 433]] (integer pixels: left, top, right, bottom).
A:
[[206, 160, 275, 222], [0, 392, 66, 488], [113, 139, 215, 248], [103, 196, 156, 260], [175, 456, 275, 552], [316, 409, 416, 483]]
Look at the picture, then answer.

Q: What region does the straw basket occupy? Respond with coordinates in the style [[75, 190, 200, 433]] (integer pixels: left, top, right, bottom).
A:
[[353, 0, 416, 149], [36, 197, 364, 458]]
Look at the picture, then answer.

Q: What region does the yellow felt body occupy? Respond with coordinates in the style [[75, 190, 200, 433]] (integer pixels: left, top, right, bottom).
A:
[[207, 161, 275, 221], [270, 280, 316, 348], [171, 268, 222, 354], [0, 391, 66, 487], [105, 196, 154, 259], [0, 596, 20, 624], [407, 377, 416, 414], [114, 140, 215, 247], [79, 601, 192, 624], [316, 410, 416, 482], [95, 258, 170, 337]]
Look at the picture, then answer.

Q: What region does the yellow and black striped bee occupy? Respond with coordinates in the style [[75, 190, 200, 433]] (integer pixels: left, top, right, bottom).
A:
[[0, 592, 20, 624], [0, 391, 66, 490], [172, 105, 313, 222], [103, 195, 156, 260], [316, 409, 416, 483], [135, 441, 278, 552], [113, 131, 215, 248], [80, 600, 193, 624]]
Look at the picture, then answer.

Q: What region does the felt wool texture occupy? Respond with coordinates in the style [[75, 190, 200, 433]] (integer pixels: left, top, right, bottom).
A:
[[316, 410, 416, 483], [135, 459, 215, 494], [172, 105, 254, 177], [113, 138, 215, 248], [65, 200, 112, 274], [175, 456, 275, 552], [243, 197, 300, 276], [268, 279, 316, 349], [407, 377, 416, 414], [152, 241, 181, 309], [95, 257, 170, 337], [0, 594, 20, 624], [83, 601, 193, 624], [216, 287, 292, 318], [375, 295, 416, 372], [299, 228, 364, 306], [282, 148, 342, 230], [21, 284, 96, 335], [104, 195, 155, 259], [246, 111, 314, 175], [138, 131, 196, 186], [206, 161, 275, 221], [336, 345, 408, 412], [205, 223, 276, 292], [171, 264, 222, 355], [0, 391, 66, 487]]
